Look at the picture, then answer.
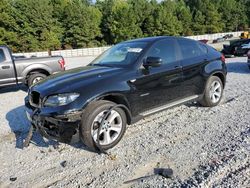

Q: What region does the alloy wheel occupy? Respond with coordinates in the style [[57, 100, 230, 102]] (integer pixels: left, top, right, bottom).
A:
[[209, 80, 222, 103], [91, 110, 123, 145], [32, 76, 43, 84]]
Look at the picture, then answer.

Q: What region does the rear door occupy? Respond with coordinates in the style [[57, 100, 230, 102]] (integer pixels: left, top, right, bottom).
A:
[[0, 47, 16, 86], [177, 38, 208, 97], [129, 38, 184, 115]]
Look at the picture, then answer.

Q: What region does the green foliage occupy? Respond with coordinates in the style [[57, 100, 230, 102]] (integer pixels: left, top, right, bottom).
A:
[[192, 10, 206, 35], [0, 0, 249, 52], [95, 0, 114, 45], [218, 0, 242, 31], [144, 1, 183, 36], [11, 0, 63, 51], [62, 0, 102, 48], [175, 0, 193, 35], [246, 0, 250, 25], [204, 1, 224, 33], [187, 0, 224, 33], [127, 0, 155, 36], [0, 0, 19, 51], [109, 0, 142, 43]]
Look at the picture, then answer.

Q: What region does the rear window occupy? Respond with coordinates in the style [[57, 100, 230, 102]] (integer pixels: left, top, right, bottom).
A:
[[0, 49, 6, 63], [178, 39, 207, 60]]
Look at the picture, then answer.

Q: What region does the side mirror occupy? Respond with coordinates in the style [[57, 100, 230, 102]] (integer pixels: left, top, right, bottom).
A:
[[143, 56, 162, 68]]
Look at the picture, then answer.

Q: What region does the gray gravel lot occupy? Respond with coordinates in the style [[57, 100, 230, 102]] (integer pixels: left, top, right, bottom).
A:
[[0, 57, 249, 187]]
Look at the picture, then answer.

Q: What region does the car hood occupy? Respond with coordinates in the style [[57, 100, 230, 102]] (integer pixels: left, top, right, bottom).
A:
[[31, 65, 123, 97]]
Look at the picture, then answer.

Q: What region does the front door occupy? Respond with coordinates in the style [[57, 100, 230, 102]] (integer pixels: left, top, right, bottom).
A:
[[0, 47, 16, 86], [128, 38, 184, 115]]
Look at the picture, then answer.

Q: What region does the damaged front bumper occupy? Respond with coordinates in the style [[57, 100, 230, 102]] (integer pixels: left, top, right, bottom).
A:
[[25, 97, 82, 143]]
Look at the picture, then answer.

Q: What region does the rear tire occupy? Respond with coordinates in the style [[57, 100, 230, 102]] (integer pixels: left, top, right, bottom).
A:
[[27, 73, 47, 87], [80, 100, 127, 151], [199, 76, 224, 107]]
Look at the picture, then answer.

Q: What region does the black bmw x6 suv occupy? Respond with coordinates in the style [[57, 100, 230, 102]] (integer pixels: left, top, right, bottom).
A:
[[25, 36, 227, 151]]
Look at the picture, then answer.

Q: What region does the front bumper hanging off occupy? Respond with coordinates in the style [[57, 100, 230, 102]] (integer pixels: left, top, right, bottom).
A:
[[25, 104, 82, 143]]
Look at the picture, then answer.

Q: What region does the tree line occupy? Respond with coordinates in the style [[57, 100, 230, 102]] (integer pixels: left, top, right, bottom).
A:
[[0, 0, 249, 52]]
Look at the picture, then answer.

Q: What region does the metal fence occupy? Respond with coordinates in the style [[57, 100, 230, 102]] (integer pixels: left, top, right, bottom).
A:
[[13, 46, 111, 58], [13, 31, 243, 58], [51, 46, 111, 57], [186, 31, 242, 40]]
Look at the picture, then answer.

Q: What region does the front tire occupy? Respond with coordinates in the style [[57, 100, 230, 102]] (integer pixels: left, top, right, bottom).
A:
[[27, 73, 47, 87], [199, 76, 224, 107], [80, 100, 127, 151]]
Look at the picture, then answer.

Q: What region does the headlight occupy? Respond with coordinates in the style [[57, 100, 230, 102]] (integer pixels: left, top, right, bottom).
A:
[[44, 93, 80, 107]]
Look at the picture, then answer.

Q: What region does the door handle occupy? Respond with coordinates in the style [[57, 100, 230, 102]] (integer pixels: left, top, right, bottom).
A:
[[1, 65, 10, 69], [174, 66, 182, 69], [2, 66, 10, 69]]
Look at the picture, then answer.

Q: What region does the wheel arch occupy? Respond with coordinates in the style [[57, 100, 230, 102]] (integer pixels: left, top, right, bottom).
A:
[[211, 71, 226, 88], [25, 69, 50, 84], [27, 68, 50, 76], [22, 64, 52, 81], [90, 93, 132, 125]]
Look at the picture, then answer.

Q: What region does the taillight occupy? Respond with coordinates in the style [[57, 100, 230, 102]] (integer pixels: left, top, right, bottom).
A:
[[221, 54, 225, 63], [58, 58, 65, 70]]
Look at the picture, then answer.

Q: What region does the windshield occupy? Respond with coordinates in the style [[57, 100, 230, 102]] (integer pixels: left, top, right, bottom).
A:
[[90, 42, 148, 67]]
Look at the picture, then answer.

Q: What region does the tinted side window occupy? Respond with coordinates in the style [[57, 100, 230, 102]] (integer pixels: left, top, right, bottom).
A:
[[0, 49, 6, 63], [146, 39, 177, 65], [178, 39, 206, 60], [199, 43, 208, 54]]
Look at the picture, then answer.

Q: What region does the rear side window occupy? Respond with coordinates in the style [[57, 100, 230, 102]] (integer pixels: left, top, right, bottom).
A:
[[146, 39, 177, 65], [199, 43, 208, 54], [178, 39, 207, 60], [0, 49, 6, 63]]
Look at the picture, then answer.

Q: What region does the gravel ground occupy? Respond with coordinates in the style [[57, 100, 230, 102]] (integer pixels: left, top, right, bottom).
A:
[[0, 57, 249, 187]]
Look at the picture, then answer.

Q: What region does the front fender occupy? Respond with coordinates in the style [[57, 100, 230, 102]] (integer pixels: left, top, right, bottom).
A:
[[88, 92, 130, 108], [85, 92, 132, 124]]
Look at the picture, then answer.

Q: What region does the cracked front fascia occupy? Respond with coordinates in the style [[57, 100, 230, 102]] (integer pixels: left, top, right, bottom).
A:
[[54, 110, 83, 122]]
